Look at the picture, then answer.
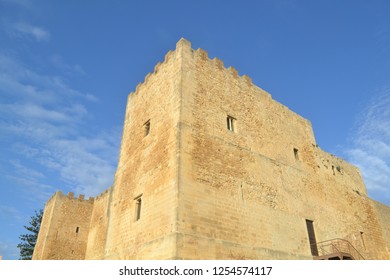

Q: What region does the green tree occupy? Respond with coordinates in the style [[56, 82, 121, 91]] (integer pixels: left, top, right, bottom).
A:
[[17, 209, 43, 260]]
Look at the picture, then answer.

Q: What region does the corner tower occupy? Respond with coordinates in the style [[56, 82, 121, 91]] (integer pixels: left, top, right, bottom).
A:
[[32, 191, 93, 260], [101, 39, 191, 259]]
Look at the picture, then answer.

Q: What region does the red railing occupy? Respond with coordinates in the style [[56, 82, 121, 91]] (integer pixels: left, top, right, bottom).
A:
[[313, 238, 365, 260]]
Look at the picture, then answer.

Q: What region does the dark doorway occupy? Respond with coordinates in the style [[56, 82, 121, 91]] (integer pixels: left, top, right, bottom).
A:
[[306, 219, 318, 256]]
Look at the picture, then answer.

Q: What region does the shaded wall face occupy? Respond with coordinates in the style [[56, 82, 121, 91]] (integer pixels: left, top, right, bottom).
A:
[[102, 48, 183, 260], [176, 46, 389, 259], [371, 199, 390, 257], [85, 188, 112, 259], [32, 195, 56, 260]]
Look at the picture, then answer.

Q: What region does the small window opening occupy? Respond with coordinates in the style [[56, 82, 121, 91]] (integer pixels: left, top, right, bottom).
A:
[[144, 120, 150, 137], [135, 195, 142, 221], [293, 148, 299, 160], [75, 227, 79, 234], [360, 231, 366, 250], [227, 115, 235, 132]]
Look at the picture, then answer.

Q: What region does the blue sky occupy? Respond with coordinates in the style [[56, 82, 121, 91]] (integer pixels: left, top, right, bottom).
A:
[[0, 0, 389, 260]]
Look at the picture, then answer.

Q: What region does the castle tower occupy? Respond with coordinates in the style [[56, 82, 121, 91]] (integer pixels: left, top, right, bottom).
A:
[[33, 38, 390, 260], [32, 191, 94, 260]]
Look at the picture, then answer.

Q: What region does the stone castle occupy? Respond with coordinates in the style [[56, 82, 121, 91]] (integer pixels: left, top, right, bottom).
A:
[[33, 38, 390, 260]]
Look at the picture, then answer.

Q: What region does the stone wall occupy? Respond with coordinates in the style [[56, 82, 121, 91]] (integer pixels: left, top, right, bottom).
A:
[[371, 199, 390, 258], [85, 187, 112, 259], [100, 40, 185, 259], [33, 38, 390, 260], [176, 39, 389, 259], [33, 191, 94, 260]]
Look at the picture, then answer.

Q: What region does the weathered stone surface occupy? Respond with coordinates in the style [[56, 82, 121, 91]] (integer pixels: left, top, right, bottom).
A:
[[32, 191, 93, 260], [33, 38, 390, 260]]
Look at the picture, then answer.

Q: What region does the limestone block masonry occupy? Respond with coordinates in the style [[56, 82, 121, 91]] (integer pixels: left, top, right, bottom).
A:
[[33, 38, 390, 260]]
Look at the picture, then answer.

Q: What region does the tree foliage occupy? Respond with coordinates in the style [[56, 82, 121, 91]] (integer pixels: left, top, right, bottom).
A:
[[17, 209, 43, 260]]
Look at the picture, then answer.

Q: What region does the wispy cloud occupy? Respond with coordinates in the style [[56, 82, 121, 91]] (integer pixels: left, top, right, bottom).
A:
[[0, 205, 23, 221], [40, 134, 119, 196], [11, 21, 50, 41], [10, 160, 45, 180], [344, 89, 390, 202], [49, 54, 86, 76], [0, 54, 96, 103], [0, 53, 119, 200], [1, 0, 32, 9], [0, 103, 87, 123], [0, 241, 19, 260]]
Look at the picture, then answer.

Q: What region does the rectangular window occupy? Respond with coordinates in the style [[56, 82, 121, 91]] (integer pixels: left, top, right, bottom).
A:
[[360, 231, 366, 250], [305, 219, 318, 256], [75, 227, 79, 234], [135, 195, 142, 221], [227, 115, 235, 132], [144, 120, 150, 137], [293, 148, 299, 160]]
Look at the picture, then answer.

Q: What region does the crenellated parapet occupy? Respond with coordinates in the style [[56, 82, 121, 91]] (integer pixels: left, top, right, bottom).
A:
[[94, 186, 113, 201], [46, 190, 94, 203], [132, 45, 177, 97], [48, 190, 94, 203], [130, 38, 258, 100], [186, 40, 256, 90], [66, 191, 94, 203], [33, 189, 95, 260], [125, 38, 264, 117]]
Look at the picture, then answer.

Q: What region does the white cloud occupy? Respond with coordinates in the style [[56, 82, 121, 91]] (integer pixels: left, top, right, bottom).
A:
[[0, 160, 54, 203], [5, 174, 55, 203], [36, 133, 119, 197], [1, 0, 32, 9], [344, 90, 390, 202], [0, 54, 96, 103], [0, 103, 80, 123], [0, 206, 22, 221], [10, 159, 45, 180], [49, 54, 86, 76], [347, 149, 390, 192], [12, 22, 50, 41], [0, 54, 119, 200], [0, 241, 19, 260]]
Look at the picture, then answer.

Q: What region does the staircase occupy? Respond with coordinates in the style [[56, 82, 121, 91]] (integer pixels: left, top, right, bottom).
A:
[[312, 238, 365, 260]]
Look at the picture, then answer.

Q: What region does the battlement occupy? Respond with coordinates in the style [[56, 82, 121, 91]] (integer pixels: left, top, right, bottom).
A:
[[192, 45, 253, 85], [67, 191, 95, 203], [183, 38, 255, 88], [46, 190, 94, 205], [94, 186, 113, 201], [130, 38, 258, 101], [132, 44, 176, 97]]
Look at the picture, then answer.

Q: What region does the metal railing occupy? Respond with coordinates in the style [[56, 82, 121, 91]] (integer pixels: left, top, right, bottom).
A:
[[313, 238, 365, 260]]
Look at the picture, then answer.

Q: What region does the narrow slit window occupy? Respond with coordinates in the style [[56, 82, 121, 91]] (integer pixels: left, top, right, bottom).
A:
[[293, 148, 299, 160], [144, 120, 150, 137], [135, 195, 142, 221], [227, 115, 235, 132], [305, 220, 318, 256], [360, 231, 366, 250], [75, 227, 79, 234]]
